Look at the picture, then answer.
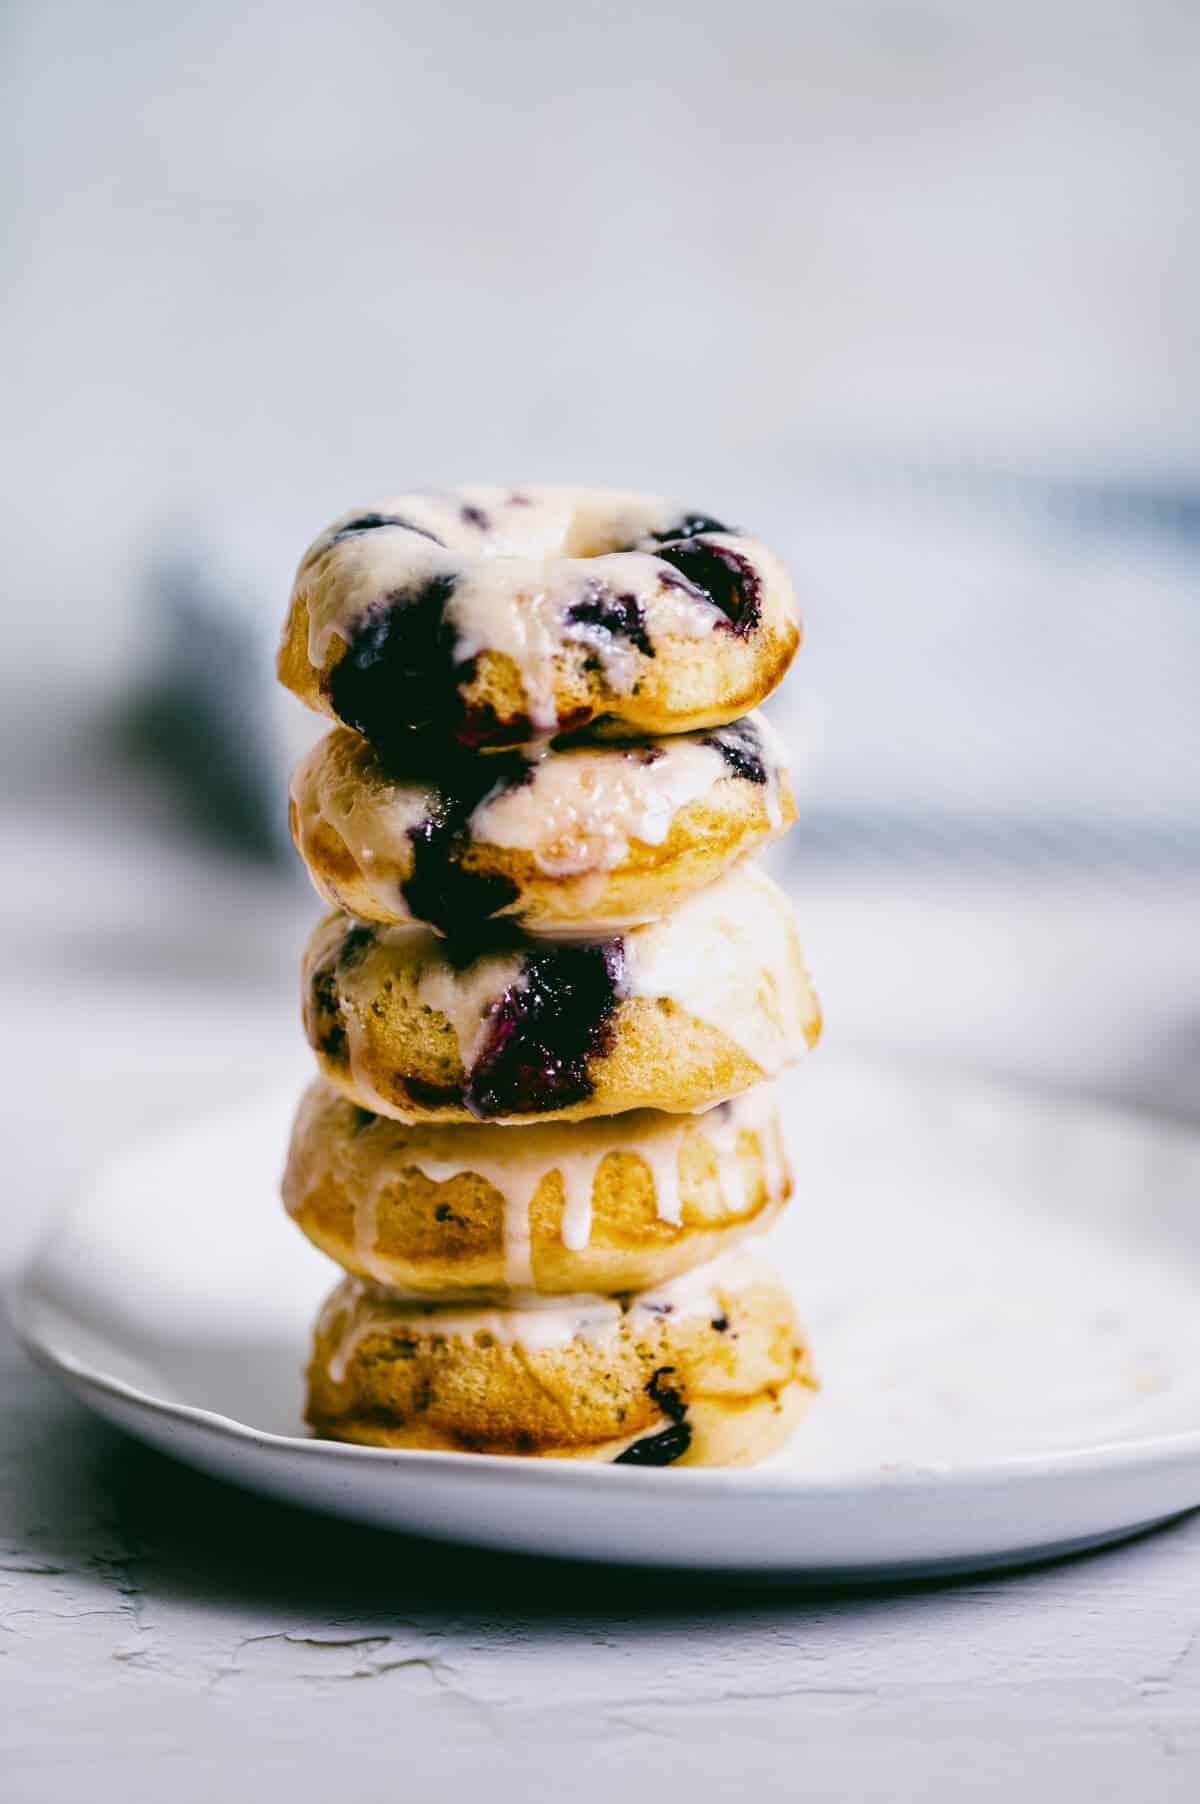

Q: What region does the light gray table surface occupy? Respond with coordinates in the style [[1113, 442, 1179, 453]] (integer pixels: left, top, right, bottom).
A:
[[4, 781, 1200, 1802]]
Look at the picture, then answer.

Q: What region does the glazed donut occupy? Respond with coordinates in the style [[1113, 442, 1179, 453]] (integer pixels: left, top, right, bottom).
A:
[[283, 1077, 792, 1296], [289, 713, 795, 936], [306, 1250, 815, 1464], [277, 487, 800, 752], [302, 863, 821, 1125]]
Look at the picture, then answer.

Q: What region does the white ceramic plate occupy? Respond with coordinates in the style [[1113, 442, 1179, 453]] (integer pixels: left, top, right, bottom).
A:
[[12, 1058, 1200, 1577]]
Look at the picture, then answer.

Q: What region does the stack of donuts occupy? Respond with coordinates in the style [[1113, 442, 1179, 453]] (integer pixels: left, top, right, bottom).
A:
[[277, 487, 822, 1465]]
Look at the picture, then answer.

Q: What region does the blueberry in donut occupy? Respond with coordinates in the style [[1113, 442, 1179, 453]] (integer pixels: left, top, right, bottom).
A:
[[311, 913, 630, 1119], [641, 513, 732, 543], [613, 1367, 693, 1466], [308, 965, 348, 1064], [623, 510, 761, 635], [704, 717, 769, 785], [654, 537, 763, 637], [564, 585, 654, 660], [281, 487, 800, 750], [289, 716, 794, 938], [331, 513, 446, 546], [307, 921, 374, 1064], [328, 574, 461, 751], [404, 809, 521, 938], [401, 749, 527, 936], [301, 863, 820, 1125], [305, 1259, 814, 1463], [465, 938, 627, 1118]]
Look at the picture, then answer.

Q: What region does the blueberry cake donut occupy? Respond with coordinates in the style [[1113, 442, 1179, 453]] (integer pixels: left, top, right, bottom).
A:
[[278, 487, 800, 751], [302, 864, 821, 1125], [306, 1251, 815, 1463], [289, 713, 794, 936], [284, 1077, 791, 1296]]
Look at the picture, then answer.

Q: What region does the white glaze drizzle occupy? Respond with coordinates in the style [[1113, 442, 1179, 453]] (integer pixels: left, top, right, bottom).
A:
[[471, 721, 783, 878], [350, 1171, 389, 1285], [292, 714, 791, 933], [323, 1245, 771, 1380], [291, 1081, 787, 1289], [334, 1086, 785, 1283], [301, 488, 660, 671], [756, 1106, 788, 1205], [324, 1287, 621, 1380], [304, 912, 525, 1122], [750, 711, 790, 831], [632, 1244, 768, 1321], [622, 863, 818, 1081], [713, 1131, 748, 1218], [304, 530, 450, 667], [447, 555, 653, 731], [632, 1135, 687, 1229], [307, 865, 817, 1133], [335, 921, 525, 1083], [558, 1156, 598, 1253], [295, 488, 795, 726], [290, 738, 429, 917]]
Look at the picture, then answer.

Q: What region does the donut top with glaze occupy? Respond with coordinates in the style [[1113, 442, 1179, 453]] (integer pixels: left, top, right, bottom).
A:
[[290, 710, 791, 936], [282, 486, 799, 751], [468, 713, 788, 897], [305, 863, 820, 1122]]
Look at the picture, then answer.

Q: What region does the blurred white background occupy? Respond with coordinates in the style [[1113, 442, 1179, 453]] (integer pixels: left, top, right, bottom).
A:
[[2, 0, 1199, 1271], [7, 0, 1200, 697]]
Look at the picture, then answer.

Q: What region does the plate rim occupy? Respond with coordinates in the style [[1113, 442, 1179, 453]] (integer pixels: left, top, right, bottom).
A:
[[13, 1276, 1200, 1503], [11, 1059, 1200, 1510]]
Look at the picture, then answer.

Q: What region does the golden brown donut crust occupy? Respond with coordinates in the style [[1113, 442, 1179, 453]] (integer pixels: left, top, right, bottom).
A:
[[277, 487, 801, 750], [300, 867, 821, 1125], [281, 598, 800, 746], [306, 1259, 816, 1464], [283, 1079, 792, 1295], [288, 721, 796, 935]]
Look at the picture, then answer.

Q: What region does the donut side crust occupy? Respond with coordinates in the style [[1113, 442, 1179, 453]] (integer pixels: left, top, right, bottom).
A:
[[306, 1270, 815, 1464], [279, 590, 800, 745], [283, 1081, 793, 1294], [290, 770, 797, 932]]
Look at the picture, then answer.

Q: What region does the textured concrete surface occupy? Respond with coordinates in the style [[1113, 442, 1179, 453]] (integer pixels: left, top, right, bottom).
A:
[[5, 1315, 1200, 1801]]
